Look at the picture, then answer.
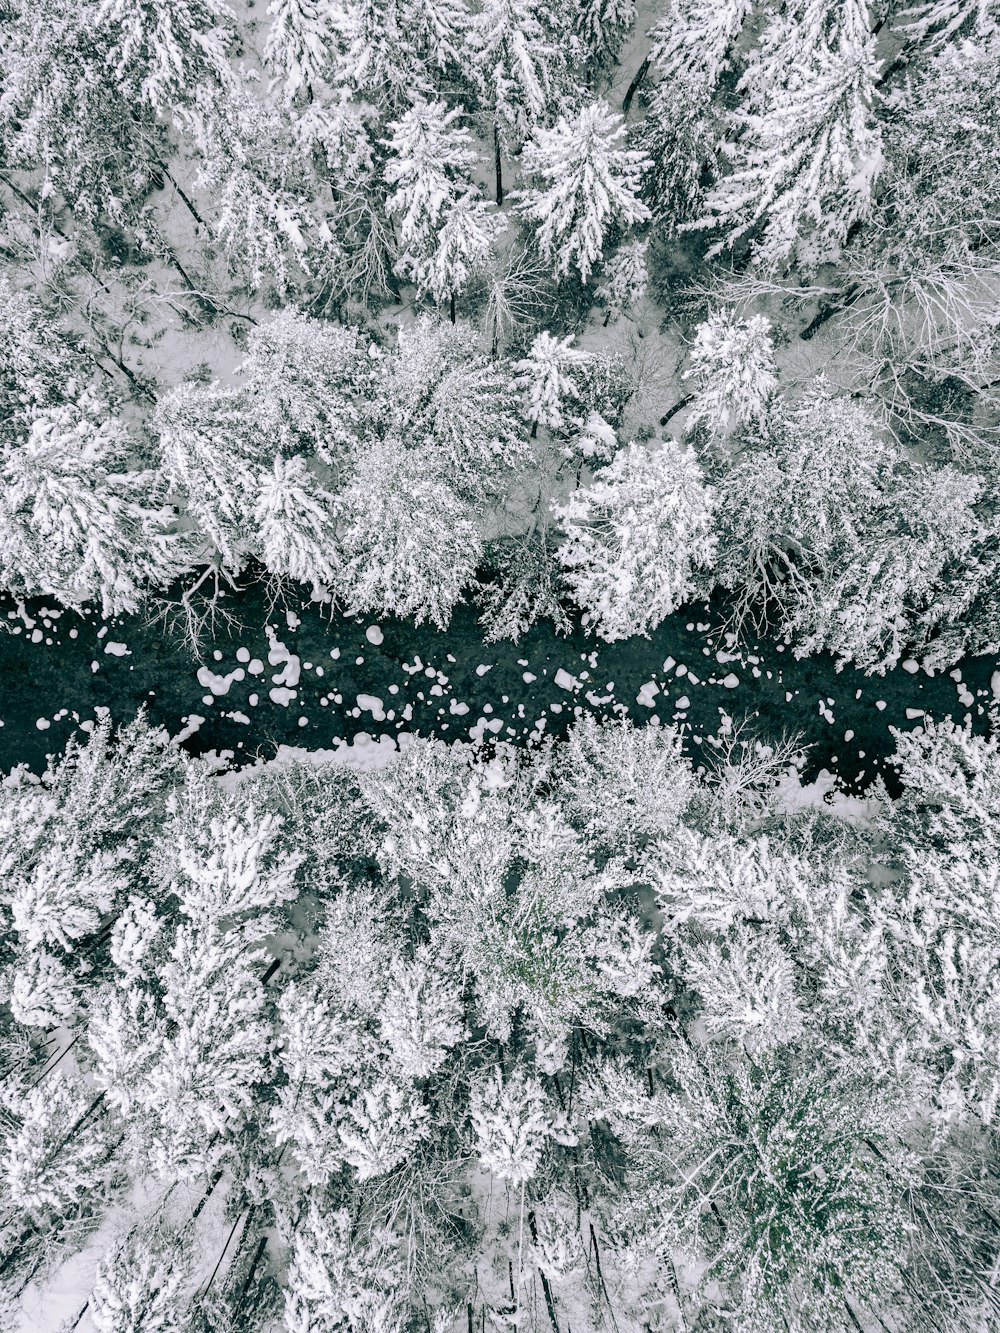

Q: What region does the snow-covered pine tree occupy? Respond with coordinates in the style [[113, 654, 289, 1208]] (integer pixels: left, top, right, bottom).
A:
[[573, 410, 618, 461], [271, 887, 435, 1188], [109, 897, 163, 988], [283, 1205, 406, 1333], [332, 442, 483, 628], [88, 985, 171, 1124], [647, 0, 752, 92], [630, 1044, 911, 1329], [0, 2, 162, 227], [269, 983, 371, 1183], [555, 715, 693, 856], [27, 710, 178, 856], [95, 0, 236, 114], [798, 463, 985, 671], [0, 277, 75, 430], [837, 30, 1000, 449], [713, 381, 987, 670], [469, 1068, 552, 1183], [693, 0, 884, 269], [191, 82, 328, 294], [239, 309, 367, 467], [353, 732, 514, 888], [637, 72, 721, 228], [514, 100, 651, 282], [383, 99, 503, 305], [142, 923, 273, 1180], [7, 949, 80, 1029], [337, 1077, 431, 1178], [154, 379, 267, 574], [276, 983, 367, 1091], [529, 1204, 587, 1286], [1, 1071, 110, 1215], [381, 315, 472, 423], [264, 0, 338, 101], [356, 732, 653, 1062], [331, 0, 424, 106], [429, 363, 529, 491], [384, 101, 479, 253], [684, 309, 779, 435], [897, 0, 999, 45], [636, 0, 751, 230], [405, 0, 472, 69], [594, 238, 648, 322], [651, 824, 874, 1035], [170, 793, 302, 929], [890, 715, 1000, 858], [382, 317, 529, 487], [254, 455, 341, 595], [89, 1221, 193, 1333], [10, 839, 124, 957], [0, 389, 188, 616], [575, 0, 636, 67], [379, 954, 465, 1078], [553, 439, 717, 641], [412, 191, 508, 315], [681, 927, 806, 1051], [0, 712, 180, 1028], [0, 712, 176, 922], [466, 0, 558, 201], [476, 529, 573, 642], [514, 331, 593, 431]]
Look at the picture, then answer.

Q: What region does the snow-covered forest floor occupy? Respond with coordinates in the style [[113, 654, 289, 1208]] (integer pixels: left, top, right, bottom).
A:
[[4, 0, 1000, 1329]]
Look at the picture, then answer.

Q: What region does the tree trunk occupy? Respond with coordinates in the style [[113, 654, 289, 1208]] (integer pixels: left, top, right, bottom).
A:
[[589, 1224, 617, 1314], [528, 1213, 561, 1333], [201, 1208, 248, 1301], [623, 57, 650, 116], [65, 1300, 90, 1332], [191, 1165, 225, 1222], [494, 124, 503, 206], [660, 393, 694, 426], [238, 1234, 270, 1304], [449, 291, 456, 324], [799, 283, 862, 340], [153, 158, 205, 228], [49, 1090, 106, 1162]]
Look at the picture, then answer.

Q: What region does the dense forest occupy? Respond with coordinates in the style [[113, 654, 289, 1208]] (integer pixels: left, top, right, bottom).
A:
[[1, 0, 998, 668], [2, 0, 1000, 1328], [4, 712, 1000, 1333]]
